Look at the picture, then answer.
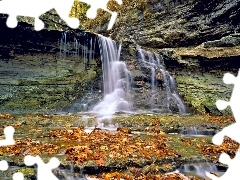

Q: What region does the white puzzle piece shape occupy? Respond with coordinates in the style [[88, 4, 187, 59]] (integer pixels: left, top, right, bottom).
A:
[[80, 0, 122, 30], [0, 160, 8, 171], [206, 151, 240, 179], [0, 0, 122, 31], [0, 126, 15, 146], [207, 69, 240, 179], [12, 172, 24, 180], [24, 155, 60, 180], [0, 0, 79, 31]]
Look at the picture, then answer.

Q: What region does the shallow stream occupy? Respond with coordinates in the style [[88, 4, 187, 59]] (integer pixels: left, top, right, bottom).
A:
[[0, 113, 232, 179]]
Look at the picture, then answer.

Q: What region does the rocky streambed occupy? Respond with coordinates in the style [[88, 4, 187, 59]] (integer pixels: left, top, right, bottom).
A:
[[1, 10, 239, 116], [0, 113, 236, 179]]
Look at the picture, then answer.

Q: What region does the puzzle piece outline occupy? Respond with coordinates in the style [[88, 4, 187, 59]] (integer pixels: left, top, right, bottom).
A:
[[0, 126, 60, 179], [0, 159, 24, 180], [0, 125, 15, 171], [0, 0, 122, 31], [0, 0, 80, 31], [24, 155, 60, 180], [80, 0, 122, 30], [206, 69, 240, 179], [0, 126, 25, 180], [0, 126, 15, 146]]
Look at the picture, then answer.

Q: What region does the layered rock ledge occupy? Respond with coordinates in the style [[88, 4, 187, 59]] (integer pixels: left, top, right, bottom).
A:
[[0, 16, 101, 114]]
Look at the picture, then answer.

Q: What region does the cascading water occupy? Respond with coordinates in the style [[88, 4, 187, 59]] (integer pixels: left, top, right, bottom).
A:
[[59, 32, 186, 116], [179, 162, 223, 179], [59, 31, 97, 68], [136, 45, 186, 114], [180, 126, 215, 137], [60, 32, 132, 117], [91, 35, 132, 119]]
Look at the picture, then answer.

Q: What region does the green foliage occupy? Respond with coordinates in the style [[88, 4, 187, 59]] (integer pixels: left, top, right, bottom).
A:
[[69, 1, 90, 23]]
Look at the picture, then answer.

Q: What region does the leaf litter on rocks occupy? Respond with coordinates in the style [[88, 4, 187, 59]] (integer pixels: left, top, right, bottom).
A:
[[46, 126, 178, 166]]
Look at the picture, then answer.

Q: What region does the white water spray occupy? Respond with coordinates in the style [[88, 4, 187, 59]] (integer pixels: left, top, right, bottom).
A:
[[92, 35, 132, 119], [136, 45, 186, 114]]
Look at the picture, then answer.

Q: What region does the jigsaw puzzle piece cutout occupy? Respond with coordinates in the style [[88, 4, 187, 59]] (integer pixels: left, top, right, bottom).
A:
[[0, 127, 16, 176], [0, 159, 24, 180], [212, 122, 240, 146], [86, 7, 97, 19], [0, 0, 121, 31], [217, 70, 240, 119], [206, 150, 240, 179], [80, 0, 122, 30], [12, 172, 24, 180], [223, 73, 236, 85], [0, 0, 51, 30], [0, 160, 8, 171], [228, 70, 240, 119], [54, 0, 79, 29], [0, 0, 79, 31], [0, 126, 15, 146], [213, 70, 240, 146], [216, 100, 229, 111], [7, 14, 44, 31], [6, 16, 18, 29], [24, 155, 60, 180], [108, 12, 117, 30], [207, 69, 240, 179]]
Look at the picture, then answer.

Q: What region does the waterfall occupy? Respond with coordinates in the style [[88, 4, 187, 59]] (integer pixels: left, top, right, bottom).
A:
[[180, 126, 215, 137], [59, 32, 67, 59], [179, 163, 220, 179], [59, 31, 100, 113], [59, 32, 186, 115], [136, 45, 186, 114], [91, 35, 132, 117], [59, 31, 97, 63]]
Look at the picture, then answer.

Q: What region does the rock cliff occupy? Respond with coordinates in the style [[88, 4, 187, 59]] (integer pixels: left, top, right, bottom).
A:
[[97, 0, 240, 115], [0, 16, 101, 114], [1, 0, 240, 115]]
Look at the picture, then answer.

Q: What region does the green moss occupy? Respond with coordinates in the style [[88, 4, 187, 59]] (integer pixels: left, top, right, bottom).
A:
[[18, 167, 35, 178], [175, 73, 232, 115], [18, 79, 40, 86], [166, 134, 204, 158]]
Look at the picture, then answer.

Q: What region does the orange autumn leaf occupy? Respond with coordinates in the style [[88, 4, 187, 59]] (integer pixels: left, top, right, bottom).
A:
[[0, 113, 13, 119], [95, 158, 105, 166], [199, 137, 239, 159]]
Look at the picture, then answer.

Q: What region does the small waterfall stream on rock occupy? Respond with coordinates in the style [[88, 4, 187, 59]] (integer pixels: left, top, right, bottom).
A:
[[180, 126, 215, 137], [179, 162, 225, 179], [59, 31, 97, 68], [59, 31, 101, 113], [136, 45, 186, 114], [91, 35, 132, 122], [0, 15, 232, 179]]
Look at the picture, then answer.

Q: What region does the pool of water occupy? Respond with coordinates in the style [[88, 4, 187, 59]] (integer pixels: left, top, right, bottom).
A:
[[180, 127, 215, 138], [179, 162, 226, 179]]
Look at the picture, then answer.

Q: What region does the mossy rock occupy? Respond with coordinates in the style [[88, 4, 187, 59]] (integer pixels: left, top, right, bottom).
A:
[[18, 167, 36, 178]]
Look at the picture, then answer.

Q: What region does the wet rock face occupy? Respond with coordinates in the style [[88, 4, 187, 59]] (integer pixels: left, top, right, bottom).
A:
[[119, 45, 188, 114], [118, 40, 240, 115], [0, 17, 102, 114], [1, 0, 239, 115], [160, 45, 240, 115], [202, 33, 240, 48], [99, 0, 240, 116], [104, 0, 240, 48], [130, 68, 170, 112]]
